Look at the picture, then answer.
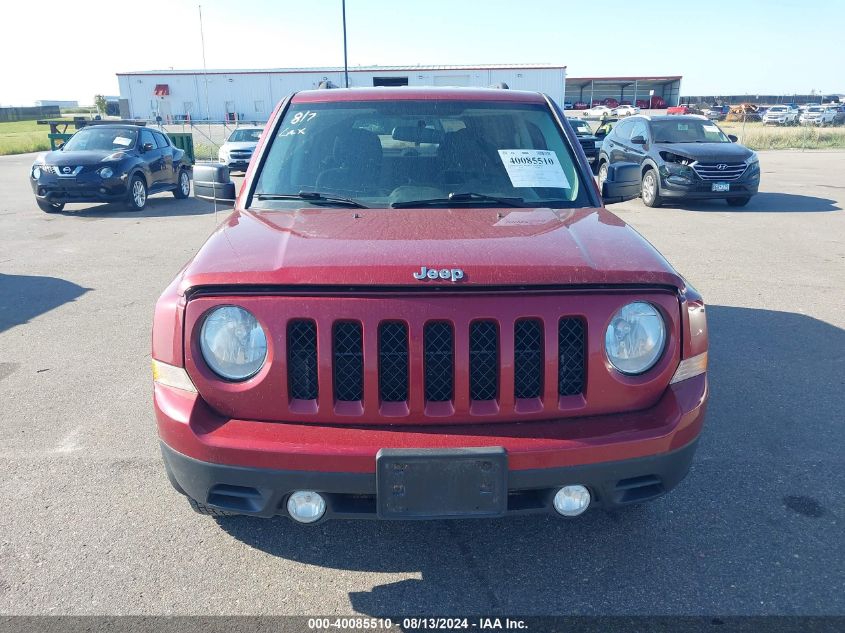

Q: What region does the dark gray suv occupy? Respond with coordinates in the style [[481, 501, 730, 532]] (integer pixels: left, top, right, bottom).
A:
[[596, 115, 760, 207]]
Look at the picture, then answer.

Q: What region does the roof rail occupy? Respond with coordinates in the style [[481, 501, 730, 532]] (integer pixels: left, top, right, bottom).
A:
[[317, 80, 338, 89], [489, 82, 509, 89]]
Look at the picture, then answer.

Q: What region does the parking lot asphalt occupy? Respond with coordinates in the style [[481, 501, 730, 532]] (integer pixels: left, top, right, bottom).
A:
[[1, 150, 843, 616]]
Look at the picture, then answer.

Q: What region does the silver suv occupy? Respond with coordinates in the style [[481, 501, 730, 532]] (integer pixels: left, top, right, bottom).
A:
[[218, 127, 263, 172]]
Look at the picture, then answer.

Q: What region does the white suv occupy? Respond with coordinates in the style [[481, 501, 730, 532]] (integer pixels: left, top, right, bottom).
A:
[[762, 106, 799, 126], [799, 106, 836, 126]]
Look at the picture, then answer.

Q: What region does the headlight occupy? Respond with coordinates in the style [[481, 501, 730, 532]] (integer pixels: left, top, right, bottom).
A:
[[32, 165, 42, 179], [200, 306, 267, 381], [746, 151, 759, 166], [605, 302, 666, 375], [99, 167, 114, 179], [102, 151, 127, 161]]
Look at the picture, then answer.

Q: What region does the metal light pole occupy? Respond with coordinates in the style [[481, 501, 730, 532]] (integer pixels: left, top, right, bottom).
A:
[[342, 0, 349, 88]]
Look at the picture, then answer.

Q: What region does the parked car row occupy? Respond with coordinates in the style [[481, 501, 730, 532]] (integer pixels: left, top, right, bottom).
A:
[[565, 96, 666, 110], [581, 104, 641, 119]]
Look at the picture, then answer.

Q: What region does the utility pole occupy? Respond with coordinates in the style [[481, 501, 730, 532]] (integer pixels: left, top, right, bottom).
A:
[[199, 4, 212, 160], [342, 0, 349, 88]]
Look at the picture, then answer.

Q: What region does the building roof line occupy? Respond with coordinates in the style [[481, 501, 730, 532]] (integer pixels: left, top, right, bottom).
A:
[[117, 63, 568, 76]]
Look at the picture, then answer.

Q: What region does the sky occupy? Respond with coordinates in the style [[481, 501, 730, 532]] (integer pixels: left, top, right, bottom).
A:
[[1, 0, 843, 106]]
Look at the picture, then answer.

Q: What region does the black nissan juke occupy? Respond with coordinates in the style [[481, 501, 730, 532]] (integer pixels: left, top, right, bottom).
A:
[[30, 124, 192, 213]]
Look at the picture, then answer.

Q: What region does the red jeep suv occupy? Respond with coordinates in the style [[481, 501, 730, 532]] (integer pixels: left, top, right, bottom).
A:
[[152, 87, 708, 523]]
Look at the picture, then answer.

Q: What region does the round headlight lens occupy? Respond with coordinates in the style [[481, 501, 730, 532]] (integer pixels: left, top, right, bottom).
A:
[[200, 306, 267, 381], [99, 167, 114, 179], [32, 166, 41, 179], [604, 302, 666, 375]]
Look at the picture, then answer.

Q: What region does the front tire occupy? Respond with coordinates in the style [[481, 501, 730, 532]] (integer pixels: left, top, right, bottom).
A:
[[36, 199, 64, 213], [173, 169, 190, 199], [597, 162, 608, 190], [726, 196, 751, 207], [127, 175, 147, 211], [641, 169, 662, 207]]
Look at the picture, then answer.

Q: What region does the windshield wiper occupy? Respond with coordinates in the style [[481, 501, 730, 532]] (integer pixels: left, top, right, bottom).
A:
[[254, 191, 369, 208], [390, 192, 527, 208]]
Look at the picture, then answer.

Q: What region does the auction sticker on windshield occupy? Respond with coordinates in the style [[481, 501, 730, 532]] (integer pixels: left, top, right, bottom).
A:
[[498, 149, 570, 188], [114, 136, 133, 146]]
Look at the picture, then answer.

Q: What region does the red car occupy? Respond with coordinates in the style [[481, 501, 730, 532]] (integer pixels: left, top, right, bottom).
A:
[[152, 87, 708, 523]]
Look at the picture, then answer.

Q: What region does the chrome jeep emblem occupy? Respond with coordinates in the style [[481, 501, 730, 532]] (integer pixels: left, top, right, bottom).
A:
[[715, 163, 728, 170], [413, 266, 465, 282]]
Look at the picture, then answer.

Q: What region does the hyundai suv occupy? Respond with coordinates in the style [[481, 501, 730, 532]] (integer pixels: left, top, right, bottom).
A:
[[153, 88, 709, 523], [596, 115, 759, 207]]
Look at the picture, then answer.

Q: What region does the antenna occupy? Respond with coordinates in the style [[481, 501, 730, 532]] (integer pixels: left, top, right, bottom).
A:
[[198, 4, 218, 221], [342, 0, 349, 88], [199, 5, 212, 161]]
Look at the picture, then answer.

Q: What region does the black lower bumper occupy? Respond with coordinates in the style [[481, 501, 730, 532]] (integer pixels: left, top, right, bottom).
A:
[[660, 177, 759, 200], [32, 178, 128, 204], [161, 439, 699, 521]]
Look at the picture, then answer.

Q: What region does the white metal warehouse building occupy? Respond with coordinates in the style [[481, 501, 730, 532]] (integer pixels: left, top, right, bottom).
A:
[[116, 64, 568, 122]]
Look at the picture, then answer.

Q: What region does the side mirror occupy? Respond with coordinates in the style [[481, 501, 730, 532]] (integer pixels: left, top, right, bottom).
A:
[[728, 134, 738, 143], [142, 142, 154, 152], [630, 135, 647, 145], [601, 162, 641, 204], [193, 163, 236, 205]]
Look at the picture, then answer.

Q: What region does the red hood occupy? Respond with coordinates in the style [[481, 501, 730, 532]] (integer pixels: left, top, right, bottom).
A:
[[176, 206, 684, 293]]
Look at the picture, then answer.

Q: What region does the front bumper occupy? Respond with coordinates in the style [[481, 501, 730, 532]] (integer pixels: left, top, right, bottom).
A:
[[659, 172, 759, 200], [31, 172, 129, 204], [219, 157, 251, 171], [156, 373, 708, 519]]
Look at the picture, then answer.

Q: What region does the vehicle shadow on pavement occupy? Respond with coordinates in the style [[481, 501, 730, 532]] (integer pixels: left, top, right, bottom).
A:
[[54, 196, 219, 219], [664, 192, 840, 213], [0, 273, 90, 334], [215, 305, 844, 616]]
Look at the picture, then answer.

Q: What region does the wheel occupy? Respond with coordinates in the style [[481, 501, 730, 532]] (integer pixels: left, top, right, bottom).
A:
[[640, 169, 662, 207], [597, 162, 608, 190], [36, 199, 64, 213], [187, 497, 235, 517], [127, 175, 147, 211], [173, 169, 191, 199], [726, 196, 751, 207]]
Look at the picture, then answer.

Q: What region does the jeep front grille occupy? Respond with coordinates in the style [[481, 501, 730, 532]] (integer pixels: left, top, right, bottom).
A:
[[692, 162, 747, 181], [279, 315, 585, 412]]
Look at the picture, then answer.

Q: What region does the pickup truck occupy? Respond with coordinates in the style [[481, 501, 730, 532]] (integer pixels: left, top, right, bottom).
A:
[[153, 87, 709, 523], [799, 106, 836, 126], [762, 106, 799, 125]]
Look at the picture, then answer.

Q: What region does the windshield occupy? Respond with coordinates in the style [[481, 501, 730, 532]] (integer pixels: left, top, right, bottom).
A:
[[253, 100, 588, 209], [62, 127, 138, 151], [807, 107, 823, 113], [567, 119, 592, 136], [228, 128, 263, 143], [769, 107, 786, 112], [651, 119, 731, 144]]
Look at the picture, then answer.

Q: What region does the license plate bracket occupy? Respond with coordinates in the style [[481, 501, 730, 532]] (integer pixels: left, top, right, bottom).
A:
[[712, 182, 730, 192], [376, 447, 507, 519]]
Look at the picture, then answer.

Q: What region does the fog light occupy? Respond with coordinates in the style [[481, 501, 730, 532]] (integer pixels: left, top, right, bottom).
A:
[[287, 491, 326, 523], [553, 485, 591, 517]]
